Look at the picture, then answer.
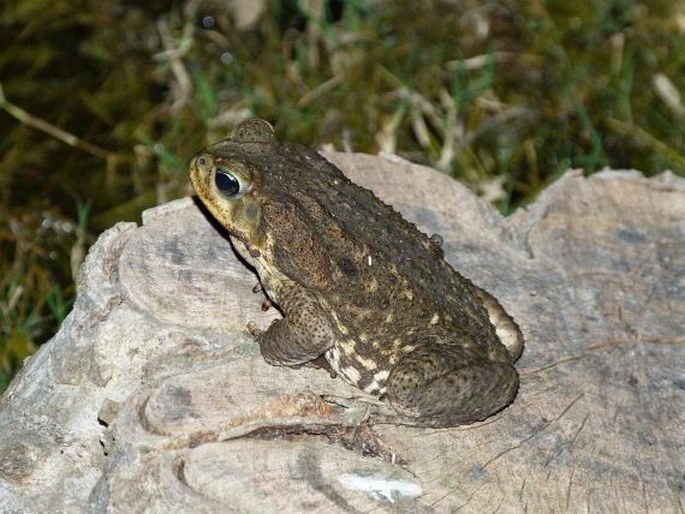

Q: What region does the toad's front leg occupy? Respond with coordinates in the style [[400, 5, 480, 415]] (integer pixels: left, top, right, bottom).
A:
[[252, 282, 335, 367]]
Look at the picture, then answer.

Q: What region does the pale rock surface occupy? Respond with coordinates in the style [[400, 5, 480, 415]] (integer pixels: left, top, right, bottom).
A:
[[0, 153, 683, 512]]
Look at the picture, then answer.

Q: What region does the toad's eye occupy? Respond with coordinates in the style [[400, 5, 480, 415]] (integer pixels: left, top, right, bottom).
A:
[[215, 168, 241, 197]]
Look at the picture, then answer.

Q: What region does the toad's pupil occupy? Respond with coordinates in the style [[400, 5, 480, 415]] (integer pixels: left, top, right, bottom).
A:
[[215, 169, 240, 196]]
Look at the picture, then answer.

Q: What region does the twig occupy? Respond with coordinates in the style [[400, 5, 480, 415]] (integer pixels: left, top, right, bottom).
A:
[[156, 20, 193, 113], [607, 118, 685, 170], [0, 81, 112, 160]]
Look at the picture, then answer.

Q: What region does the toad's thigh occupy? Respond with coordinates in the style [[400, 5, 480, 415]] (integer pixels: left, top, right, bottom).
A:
[[385, 341, 519, 427]]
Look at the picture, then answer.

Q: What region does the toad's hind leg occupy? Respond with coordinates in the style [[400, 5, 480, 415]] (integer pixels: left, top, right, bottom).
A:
[[385, 337, 519, 428]]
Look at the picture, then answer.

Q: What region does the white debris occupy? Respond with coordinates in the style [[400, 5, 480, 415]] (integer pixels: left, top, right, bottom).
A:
[[338, 473, 423, 503]]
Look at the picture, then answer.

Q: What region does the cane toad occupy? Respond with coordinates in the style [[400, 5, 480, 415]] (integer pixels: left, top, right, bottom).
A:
[[189, 119, 523, 428]]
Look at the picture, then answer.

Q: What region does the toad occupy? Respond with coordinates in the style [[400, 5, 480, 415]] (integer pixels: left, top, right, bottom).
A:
[[189, 119, 523, 428]]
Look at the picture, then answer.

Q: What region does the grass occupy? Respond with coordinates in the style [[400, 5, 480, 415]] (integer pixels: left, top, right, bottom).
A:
[[1, 0, 683, 391]]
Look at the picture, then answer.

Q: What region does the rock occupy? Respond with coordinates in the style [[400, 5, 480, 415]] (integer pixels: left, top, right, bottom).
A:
[[0, 153, 683, 512]]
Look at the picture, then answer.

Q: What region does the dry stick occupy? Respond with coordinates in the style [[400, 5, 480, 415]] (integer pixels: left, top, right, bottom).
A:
[[0, 82, 113, 161], [606, 118, 685, 169]]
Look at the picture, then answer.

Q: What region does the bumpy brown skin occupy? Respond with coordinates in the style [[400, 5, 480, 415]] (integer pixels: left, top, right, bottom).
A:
[[189, 119, 524, 428]]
